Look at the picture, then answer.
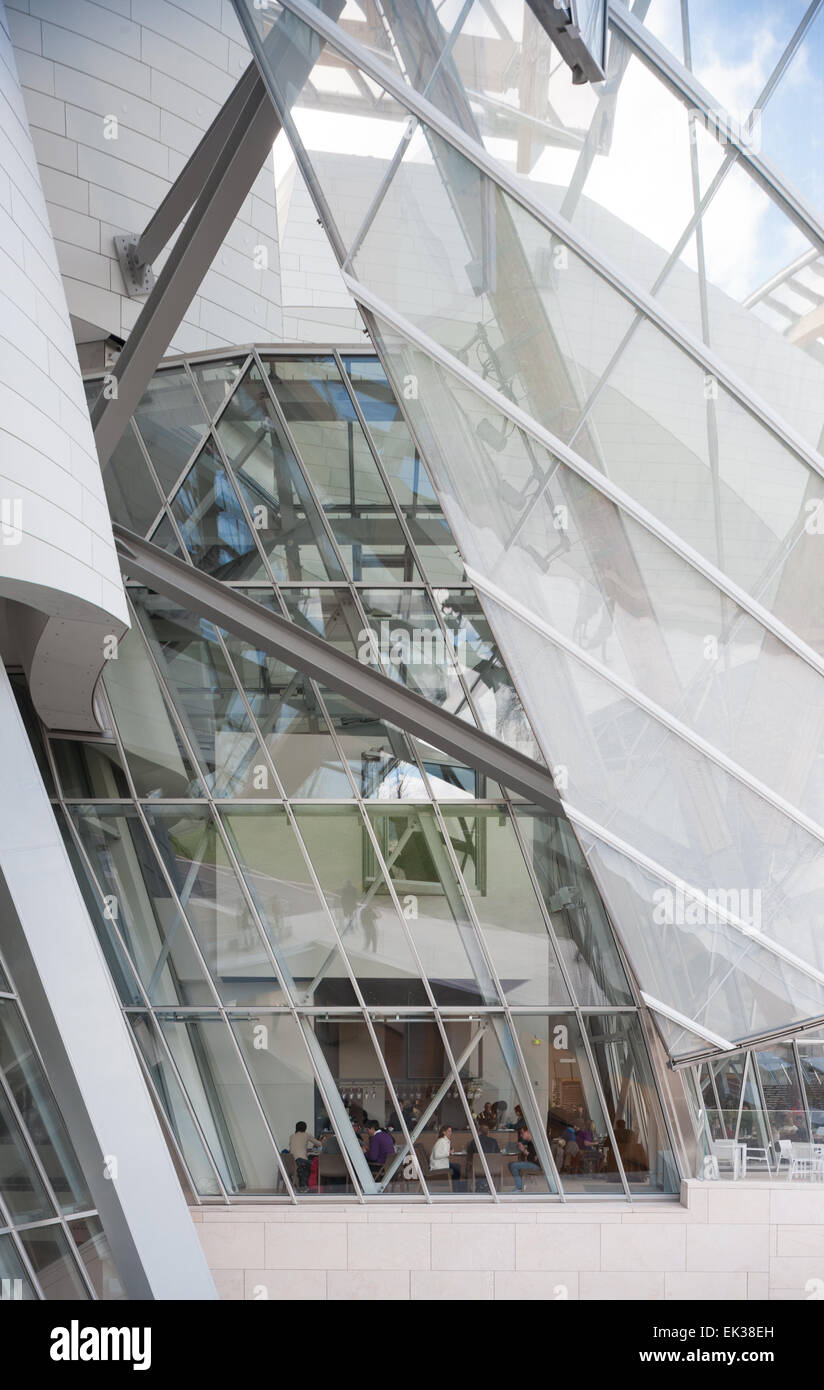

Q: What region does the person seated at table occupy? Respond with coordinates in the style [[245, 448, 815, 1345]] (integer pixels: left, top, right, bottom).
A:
[[429, 1125, 461, 1182], [509, 1126, 541, 1191], [362, 1120, 395, 1174], [477, 1102, 498, 1130]]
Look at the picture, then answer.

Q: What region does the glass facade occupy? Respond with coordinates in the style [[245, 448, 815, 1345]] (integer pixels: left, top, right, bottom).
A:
[[0, 940, 123, 1300], [235, 0, 824, 1060], [71, 347, 677, 1201]]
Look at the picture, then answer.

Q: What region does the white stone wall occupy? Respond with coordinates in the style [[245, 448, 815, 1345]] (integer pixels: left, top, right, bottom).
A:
[[7, 0, 281, 352], [0, 0, 127, 729], [192, 1181, 824, 1301]]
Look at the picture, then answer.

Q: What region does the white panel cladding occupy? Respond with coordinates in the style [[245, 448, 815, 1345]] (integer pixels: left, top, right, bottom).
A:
[[7, 0, 282, 351], [0, 0, 127, 730], [192, 1182, 823, 1300]]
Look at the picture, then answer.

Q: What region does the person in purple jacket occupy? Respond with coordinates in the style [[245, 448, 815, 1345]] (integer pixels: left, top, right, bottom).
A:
[[362, 1120, 396, 1174]]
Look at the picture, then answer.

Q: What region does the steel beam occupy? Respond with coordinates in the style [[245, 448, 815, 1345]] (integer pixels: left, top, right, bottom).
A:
[[92, 74, 280, 466], [112, 526, 564, 812], [137, 62, 261, 269]]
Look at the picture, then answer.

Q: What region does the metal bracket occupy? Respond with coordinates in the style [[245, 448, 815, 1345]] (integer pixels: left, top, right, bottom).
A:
[[114, 234, 156, 298]]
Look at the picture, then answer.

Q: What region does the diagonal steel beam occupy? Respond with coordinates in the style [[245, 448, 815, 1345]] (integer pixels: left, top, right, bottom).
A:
[[137, 61, 262, 269], [112, 526, 564, 812], [91, 73, 281, 467]]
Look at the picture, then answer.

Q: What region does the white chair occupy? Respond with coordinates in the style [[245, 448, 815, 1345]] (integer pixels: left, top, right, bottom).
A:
[[744, 1144, 772, 1174], [776, 1139, 793, 1177], [710, 1139, 745, 1180], [788, 1143, 824, 1181]]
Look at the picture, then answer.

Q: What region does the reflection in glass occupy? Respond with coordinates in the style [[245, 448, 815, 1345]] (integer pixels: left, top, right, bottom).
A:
[[68, 1216, 125, 1300], [221, 805, 357, 1006], [217, 363, 344, 582], [0, 1084, 55, 1224], [294, 805, 429, 1006], [133, 367, 208, 493], [268, 356, 420, 581], [585, 1013, 678, 1192], [340, 355, 464, 583], [69, 804, 214, 1007], [366, 806, 499, 1006], [157, 1013, 282, 1196], [440, 806, 570, 1006], [0, 1233, 37, 1299], [0, 1001, 92, 1215], [104, 621, 205, 800], [169, 439, 265, 581], [511, 1013, 622, 1192], [18, 1226, 89, 1300], [128, 1014, 222, 1196], [132, 593, 275, 799], [51, 740, 129, 799], [144, 805, 285, 1005]]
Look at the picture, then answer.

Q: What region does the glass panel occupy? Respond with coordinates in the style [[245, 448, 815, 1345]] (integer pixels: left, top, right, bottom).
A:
[[0, 1085, 55, 1224], [230, 1013, 360, 1195], [221, 805, 357, 1005], [684, 0, 810, 114], [440, 805, 571, 1005], [753, 1043, 810, 1149], [365, 805, 500, 1005], [511, 1013, 623, 1192], [132, 592, 275, 799], [444, 1015, 555, 1193], [144, 805, 285, 1006], [314, 685, 430, 800], [102, 419, 163, 534], [758, 5, 824, 219], [294, 805, 429, 1006], [217, 363, 344, 582], [104, 621, 205, 800], [340, 355, 464, 583], [514, 809, 631, 1007], [157, 1014, 282, 1196], [580, 830, 824, 1047], [128, 1014, 222, 1197], [0, 1001, 92, 1215], [132, 366, 209, 494], [279, 586, 362, 656], [359, 587, 467, 709], [169, 438, 266, 581], [211, 613, 354, 797], [54, 806, 142, 1008], [585, 1013, 678, 1192], [69, 804, 214, 1007], [191, 357, 246, 419], [67, 1216, 125, 1300], [431, 588, 539, 755], [17, 1226, 89, 1300], [267, 356, 420, 581], [675, 163, 824, 446], [50, 740, 130, 799], [350, 121, 637, 447], [798, 1037, 824, 1141], [242, 4, 412, 250], [0, 1233, 37, 1299], [309, 1014, 403, 1186]]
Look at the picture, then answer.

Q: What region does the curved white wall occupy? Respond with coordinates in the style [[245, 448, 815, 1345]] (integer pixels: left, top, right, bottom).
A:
[[7, 0, 281, 353], [0, 0, 127, 730]]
